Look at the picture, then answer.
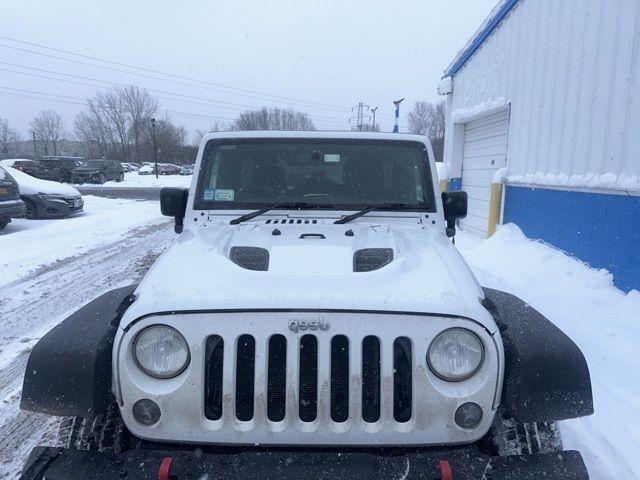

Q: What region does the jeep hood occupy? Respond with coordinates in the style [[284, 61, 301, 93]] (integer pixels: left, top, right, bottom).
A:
[[124, 221, 493, 329]]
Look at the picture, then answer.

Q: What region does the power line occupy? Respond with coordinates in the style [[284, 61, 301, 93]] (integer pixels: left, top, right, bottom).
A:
[[0, 41, 351, 113], [0, 62, 350, 122]]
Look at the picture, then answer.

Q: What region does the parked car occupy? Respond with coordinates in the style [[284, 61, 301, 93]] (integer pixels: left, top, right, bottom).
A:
[[71, 159, 124, 184], [0, 166, 26, 230], [35, 156, 85, 183], [5, 166, 83, 218], [122, 162, 139, 172], [158, 163, 180, 175], [179, 164, 194, 175], [137, 164, 155, 175], [19, 132, 593, 479], [127, 162, 141, 170], [0, 158, 41, 177]]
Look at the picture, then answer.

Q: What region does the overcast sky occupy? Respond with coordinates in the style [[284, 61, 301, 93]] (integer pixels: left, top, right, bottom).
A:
[[1, 0, 497, 142]]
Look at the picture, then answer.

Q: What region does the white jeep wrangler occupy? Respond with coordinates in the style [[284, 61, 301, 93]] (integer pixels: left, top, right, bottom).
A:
[[20, 132, 593, 479]]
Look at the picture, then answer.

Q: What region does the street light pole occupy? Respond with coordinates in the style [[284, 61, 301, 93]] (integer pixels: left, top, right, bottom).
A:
[[393, 98, 404, 133], [151, 118, 158, 179], [371, 106, 378, 131]]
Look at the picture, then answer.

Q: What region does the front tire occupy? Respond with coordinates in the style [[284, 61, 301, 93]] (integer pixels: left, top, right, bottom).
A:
[[24, 199, 38, 219], [57, 403, 125, 453], [491, 414, 563, 456], [117, 173, 124, 182]]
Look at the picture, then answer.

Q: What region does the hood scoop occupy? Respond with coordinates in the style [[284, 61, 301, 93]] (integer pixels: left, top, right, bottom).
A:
[[354, 248, 394, 272], [230, 246, 269, 271]]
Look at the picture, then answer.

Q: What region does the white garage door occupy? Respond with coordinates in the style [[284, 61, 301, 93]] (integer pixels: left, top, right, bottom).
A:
[[459, 109, 509, 237]]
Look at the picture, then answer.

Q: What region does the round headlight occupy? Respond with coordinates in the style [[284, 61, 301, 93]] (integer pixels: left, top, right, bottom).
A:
[[133, 325, 190, 378], [427, 328, 484, 381]]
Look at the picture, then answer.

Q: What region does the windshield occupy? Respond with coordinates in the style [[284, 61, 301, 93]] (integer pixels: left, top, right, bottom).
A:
[[194, 139, 435, 211], [84, 160, 106, 168]]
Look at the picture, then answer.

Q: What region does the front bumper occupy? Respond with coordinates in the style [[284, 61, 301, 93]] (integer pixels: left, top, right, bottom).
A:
[[32, 196, 84, 218], [20, 446, 589, 480], [0, 199, 26, 219]]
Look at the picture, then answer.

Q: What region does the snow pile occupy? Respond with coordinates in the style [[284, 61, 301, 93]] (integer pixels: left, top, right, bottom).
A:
[[457, 224, 640, 479], [507, 171, 640, 192], [0, 196, 168, 287], [4, 166, 80, 196], [79, 171, 192, 189], [451, 97, 506, 122]]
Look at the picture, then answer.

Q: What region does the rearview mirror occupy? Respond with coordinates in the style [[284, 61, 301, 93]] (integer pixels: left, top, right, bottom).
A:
[[161, 188, 189, 234], [441, 191, 468, 238]]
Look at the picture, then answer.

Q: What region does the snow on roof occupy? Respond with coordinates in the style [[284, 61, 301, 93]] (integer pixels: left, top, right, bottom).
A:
[[202, 131, 429, 143], [443, 0, 521, 78]]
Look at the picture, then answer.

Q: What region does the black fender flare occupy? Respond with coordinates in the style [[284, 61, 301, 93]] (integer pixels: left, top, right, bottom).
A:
[[20, 285, 137, 417], [482, 287, 594, 423]]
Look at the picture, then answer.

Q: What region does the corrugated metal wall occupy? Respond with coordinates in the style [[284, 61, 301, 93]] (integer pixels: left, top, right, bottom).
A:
[[444, 0, 640, 186]]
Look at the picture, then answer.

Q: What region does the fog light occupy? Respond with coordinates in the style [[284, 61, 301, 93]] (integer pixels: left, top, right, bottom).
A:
[[454, 402, 482, 429], [132, 399, 161, 426]]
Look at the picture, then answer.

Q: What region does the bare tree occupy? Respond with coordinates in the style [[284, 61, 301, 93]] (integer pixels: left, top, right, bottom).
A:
[[0, 118, 19, 159], [29, 110, 66, 156], [407, 101, 445, 161], [121, 86, 158, 162], [231, 107, 315, 131], [194, 122, 225, 145]]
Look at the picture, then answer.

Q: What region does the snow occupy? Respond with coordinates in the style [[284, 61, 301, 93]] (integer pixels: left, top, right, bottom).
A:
[[74, 171, 192, 188], [4, 166, 80, 196], [507, 171, 640, 192], [450, 97, 507, 123], [456, 224, 640, 479], [0, 195, 167, 288], [492, 167, 507, 184]]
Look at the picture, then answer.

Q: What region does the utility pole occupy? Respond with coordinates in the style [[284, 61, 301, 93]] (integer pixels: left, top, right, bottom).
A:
[[349, 102, 371, 131], [371, 107, 379, 131], [151, 118, 158, 179], [32, 132, 37, 159], [393, 98, 404, 133]]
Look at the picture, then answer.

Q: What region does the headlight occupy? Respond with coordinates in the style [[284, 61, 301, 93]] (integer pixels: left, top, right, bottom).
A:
[[133, 325, 190, 378], [427, 328, 484, 381]]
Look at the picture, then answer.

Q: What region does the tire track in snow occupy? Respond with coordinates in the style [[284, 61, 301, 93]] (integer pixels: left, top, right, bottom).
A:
[[0, 221, 174, 479]]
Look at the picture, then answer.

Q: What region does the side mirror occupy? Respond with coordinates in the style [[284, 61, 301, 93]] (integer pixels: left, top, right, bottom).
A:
[[161, 188, 189, 234], [441, 190, 468, 238]]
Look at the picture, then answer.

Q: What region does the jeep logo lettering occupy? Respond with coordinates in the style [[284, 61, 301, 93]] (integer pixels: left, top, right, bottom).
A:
[[288, 318, 330, 333]]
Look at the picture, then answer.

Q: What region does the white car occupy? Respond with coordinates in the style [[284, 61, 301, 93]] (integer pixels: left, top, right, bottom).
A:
[[20, 132, 593, 479], [137, 164, 155, 175]]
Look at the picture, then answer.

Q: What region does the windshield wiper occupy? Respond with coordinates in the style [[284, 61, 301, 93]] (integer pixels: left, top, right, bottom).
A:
[[229, 202, 319, 225], [334, 203, 421, 224]]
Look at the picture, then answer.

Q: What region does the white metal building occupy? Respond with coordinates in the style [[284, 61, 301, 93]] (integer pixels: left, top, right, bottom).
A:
[[439, 0, 640, 292]]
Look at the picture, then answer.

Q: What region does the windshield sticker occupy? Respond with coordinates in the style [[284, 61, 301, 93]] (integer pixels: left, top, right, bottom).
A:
[[324, 153, 341, 163], [203, 189, 215, 200], [214, 189, 235, 201]]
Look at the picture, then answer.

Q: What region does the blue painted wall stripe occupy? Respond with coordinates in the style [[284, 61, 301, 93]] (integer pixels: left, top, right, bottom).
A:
[[503, 185, 640, 292], [444, 0, 521, 78]]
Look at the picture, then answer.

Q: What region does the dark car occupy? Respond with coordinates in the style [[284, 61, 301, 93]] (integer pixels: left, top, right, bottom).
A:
[[71, 159, 125, 184], [0, 159, 42, 177], [158, 163, 180, 175], [36, 156, 85, 183], [0, 166, 26, 229], [5, 166, 84, 219]]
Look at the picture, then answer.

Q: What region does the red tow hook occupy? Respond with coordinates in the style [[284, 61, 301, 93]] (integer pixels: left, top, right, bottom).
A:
[[439, 459, 453, 480], [158, 456, 174, 480]]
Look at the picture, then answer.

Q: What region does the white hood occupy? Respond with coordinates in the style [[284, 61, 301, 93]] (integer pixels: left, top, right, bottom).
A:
[[123, 220, 495, 331], [5, 166, 81, 196]]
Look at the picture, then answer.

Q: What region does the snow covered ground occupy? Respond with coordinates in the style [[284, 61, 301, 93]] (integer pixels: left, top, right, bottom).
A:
[[72, 171, 192, 189], [0, 195, 168, 288], [0, 202, 637, 477], [457, 225, 640, 479]]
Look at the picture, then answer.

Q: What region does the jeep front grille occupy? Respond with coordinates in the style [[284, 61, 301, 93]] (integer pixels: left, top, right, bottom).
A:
[[120, 311, 499, 446], [204, 332, 416, 424]]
